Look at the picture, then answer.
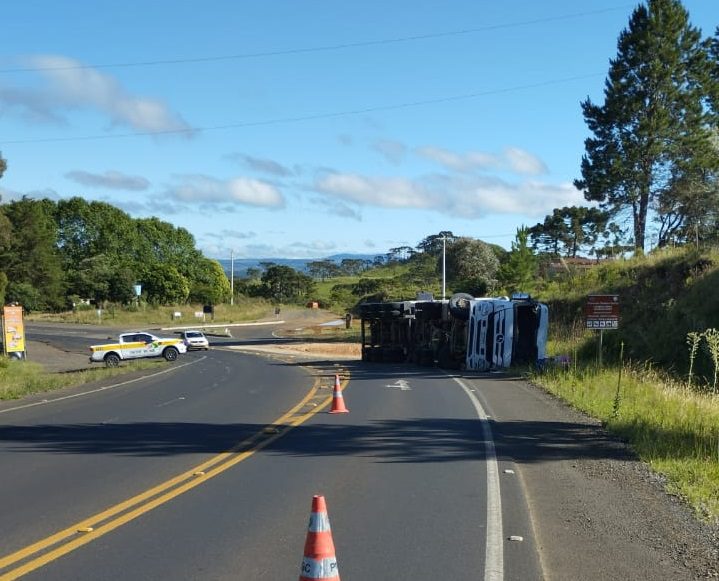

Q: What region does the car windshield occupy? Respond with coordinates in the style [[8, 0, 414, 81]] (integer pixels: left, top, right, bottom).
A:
[[185, 332, 202, 338]]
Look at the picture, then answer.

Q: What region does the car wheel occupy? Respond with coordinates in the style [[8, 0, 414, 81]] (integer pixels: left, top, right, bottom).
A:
[[163, 346, 179, 361], [104, 353, 120, 367]]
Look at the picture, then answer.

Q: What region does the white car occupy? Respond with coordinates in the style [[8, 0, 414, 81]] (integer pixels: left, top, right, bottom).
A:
[[180, 330, 210, 350]]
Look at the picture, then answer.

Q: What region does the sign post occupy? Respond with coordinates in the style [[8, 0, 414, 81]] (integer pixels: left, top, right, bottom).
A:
[[584, 295, 620, 367], [2, 305, 27, 360]]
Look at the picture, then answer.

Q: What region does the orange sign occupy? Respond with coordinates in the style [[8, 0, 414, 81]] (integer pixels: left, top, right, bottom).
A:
[[2, 305, 26, 354]]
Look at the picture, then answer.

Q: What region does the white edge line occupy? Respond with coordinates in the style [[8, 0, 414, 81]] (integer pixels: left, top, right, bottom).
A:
[[0, 357, 205, 415], [451, 374, 504, 581]]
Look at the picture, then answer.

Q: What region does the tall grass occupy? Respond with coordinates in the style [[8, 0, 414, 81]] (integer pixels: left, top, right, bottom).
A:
[[532, 362, 719, 521], [0, 357, 165, 401]]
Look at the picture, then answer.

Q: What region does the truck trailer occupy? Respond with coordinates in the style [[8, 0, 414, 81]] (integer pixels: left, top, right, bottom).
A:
[[359, 293, 548, 371]]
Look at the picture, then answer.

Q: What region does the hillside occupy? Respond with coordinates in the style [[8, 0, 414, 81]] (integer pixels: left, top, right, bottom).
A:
[[542, 247, 719, 380]]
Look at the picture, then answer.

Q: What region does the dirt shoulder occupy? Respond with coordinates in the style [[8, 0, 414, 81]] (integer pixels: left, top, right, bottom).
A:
[[25, 340, 93, 373]]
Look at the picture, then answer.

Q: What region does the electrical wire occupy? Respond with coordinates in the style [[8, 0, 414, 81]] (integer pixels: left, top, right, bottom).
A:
[[2, 72, 602, 145], [0, 6, 632, 74]]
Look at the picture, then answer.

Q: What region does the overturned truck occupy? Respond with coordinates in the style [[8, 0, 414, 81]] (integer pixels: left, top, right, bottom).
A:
[[359, 293, 548, 371]]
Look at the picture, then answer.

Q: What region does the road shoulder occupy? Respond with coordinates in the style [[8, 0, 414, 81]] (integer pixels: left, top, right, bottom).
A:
[[468, 374, 718, 580]]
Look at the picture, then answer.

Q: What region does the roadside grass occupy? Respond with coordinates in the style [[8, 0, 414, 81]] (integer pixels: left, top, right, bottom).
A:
[[530, 362, 719, 522], [0, 357, 167, 401], [26, 299, 273, 328]]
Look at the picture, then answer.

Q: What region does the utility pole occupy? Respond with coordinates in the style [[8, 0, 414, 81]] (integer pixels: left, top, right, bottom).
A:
[[230, 250, 234, 306], [442, 234, 446, 300]]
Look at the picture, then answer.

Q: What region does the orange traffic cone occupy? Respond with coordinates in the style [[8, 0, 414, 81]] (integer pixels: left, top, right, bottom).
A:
[[299, 495, 340, 581], [328, 374, 349, 414]]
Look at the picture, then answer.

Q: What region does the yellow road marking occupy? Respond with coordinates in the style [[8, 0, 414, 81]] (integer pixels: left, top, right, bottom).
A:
[[0, 372, 348, 580]]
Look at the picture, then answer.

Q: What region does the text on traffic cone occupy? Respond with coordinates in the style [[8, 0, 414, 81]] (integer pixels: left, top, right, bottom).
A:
[[299, 495, 340, 580]]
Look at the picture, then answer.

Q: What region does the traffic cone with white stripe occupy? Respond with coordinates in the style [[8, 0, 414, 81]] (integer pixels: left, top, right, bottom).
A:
[[299, 495, 340, 581], [328, 374, 349, 414]]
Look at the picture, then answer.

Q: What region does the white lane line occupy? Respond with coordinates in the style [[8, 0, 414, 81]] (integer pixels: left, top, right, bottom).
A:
[[451, 375, 503, 581], [0, 357, 205, 415], [156, 396, 186, 408]]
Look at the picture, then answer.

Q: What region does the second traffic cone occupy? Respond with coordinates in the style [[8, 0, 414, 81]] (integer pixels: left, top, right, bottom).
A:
[[328, 374, 349, 414], [299, 495, 340, 581]]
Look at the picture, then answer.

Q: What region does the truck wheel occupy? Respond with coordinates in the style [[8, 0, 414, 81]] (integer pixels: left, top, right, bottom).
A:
[[163, 346, 179, 361], [104, 353, 120, 367], [449, 292, 473, 320]]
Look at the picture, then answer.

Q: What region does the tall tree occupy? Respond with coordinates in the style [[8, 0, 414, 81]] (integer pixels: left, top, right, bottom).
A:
[[416, 231, 457, 256], [499, 227, 538, 293], [444, 237, 499, 296], [261, 264, 315, 302], [529, 206, 610, 257], [141, 263, 189, 305], [575, 0, 719, 251], [188, 258, 231, 304], [1, 197, 66, 310]]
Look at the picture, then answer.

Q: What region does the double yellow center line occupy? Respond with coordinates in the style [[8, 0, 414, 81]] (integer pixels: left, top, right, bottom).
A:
[[0, 372, 346, 580]]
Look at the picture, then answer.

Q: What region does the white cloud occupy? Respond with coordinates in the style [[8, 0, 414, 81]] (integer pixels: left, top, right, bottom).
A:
[[416, 145, 547, 176], [0, 86, 65, 124], [373, 139, 407, 165], [205, 230, 257, 240], [227, 154, 295, 177], [2, 55, 192, 134], [310, 197, 363, 220], [311, 171, 583, 220], [504, 147, 547, 175], [165, 174, 285, 208], [416, 146, 497, 172], [314, 172, 440, 209], [65, 170, 150, 191]]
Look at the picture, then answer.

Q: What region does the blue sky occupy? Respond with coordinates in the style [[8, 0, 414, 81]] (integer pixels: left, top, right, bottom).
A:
[[1, 1, 717, 259]]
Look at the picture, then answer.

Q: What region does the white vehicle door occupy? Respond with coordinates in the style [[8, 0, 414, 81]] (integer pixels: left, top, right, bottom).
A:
[[491, 305, 514, 369], [120, 334, 147, 359], [136, 333, 162, 357]]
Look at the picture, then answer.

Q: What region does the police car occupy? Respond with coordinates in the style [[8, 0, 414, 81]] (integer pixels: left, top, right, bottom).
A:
[[89, 331, 187, 367]]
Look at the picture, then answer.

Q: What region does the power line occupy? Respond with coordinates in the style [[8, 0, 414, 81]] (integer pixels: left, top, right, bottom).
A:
[[1, 72, 603, 145], [0, 6, 632, 74]]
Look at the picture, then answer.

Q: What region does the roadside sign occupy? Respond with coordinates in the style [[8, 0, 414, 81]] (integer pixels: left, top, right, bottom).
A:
[[585, 294, 620, 329], [2, 305, 26, 356]]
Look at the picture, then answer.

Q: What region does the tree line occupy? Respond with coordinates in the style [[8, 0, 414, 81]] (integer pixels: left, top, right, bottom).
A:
[[0, 194, 230, 311]]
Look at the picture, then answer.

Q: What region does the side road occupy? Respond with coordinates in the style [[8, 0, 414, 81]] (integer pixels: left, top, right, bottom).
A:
[[24, 340, 92, 373]]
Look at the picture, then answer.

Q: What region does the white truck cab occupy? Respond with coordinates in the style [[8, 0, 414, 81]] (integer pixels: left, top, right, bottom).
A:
[[465, 297, 548, 371]]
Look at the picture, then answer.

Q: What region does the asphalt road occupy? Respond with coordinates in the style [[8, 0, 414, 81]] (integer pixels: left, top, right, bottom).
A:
[[2, 323, 716, 579]]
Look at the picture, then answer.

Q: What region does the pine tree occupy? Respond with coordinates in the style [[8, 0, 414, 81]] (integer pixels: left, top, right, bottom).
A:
[[575, 0, 719, 251], [499, 227, 537, 294]]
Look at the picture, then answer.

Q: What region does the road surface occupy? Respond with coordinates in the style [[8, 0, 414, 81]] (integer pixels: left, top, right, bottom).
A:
[[0, 322, 715, 579]]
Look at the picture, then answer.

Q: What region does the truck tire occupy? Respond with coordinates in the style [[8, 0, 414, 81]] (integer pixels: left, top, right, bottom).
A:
[[163, 346, 179, 361], [449, 292, 473, 320], [104, 353, 121, 367]]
